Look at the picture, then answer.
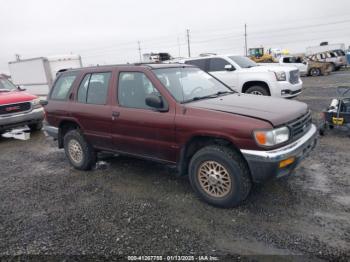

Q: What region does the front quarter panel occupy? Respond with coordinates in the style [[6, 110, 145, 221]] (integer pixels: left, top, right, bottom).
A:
[[175, 104, 273, 152]]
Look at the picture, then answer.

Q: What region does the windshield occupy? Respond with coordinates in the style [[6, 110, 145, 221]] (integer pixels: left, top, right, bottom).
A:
[[229, 56, 257, 68], [0, 79, 17, 91], [153, 67, 233, 103]]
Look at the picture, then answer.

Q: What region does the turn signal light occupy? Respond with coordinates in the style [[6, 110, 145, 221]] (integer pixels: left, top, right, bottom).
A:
[[279, 157, 295, 168], [255, 132, 267, 145]]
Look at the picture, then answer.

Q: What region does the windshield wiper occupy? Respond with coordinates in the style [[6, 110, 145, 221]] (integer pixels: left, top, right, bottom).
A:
[[214, 91, 234, 96], [182, 91, 234, 103], [0, 89, 10, 92]]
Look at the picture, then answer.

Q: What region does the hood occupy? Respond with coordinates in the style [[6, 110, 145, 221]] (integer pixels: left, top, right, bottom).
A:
[[0, 91, 37, 105], [187, 93, 308, 126], [241, 65, 297, 73]]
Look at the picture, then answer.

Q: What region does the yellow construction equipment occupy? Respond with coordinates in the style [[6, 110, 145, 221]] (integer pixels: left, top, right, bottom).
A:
[[248, 47, 274, 63]]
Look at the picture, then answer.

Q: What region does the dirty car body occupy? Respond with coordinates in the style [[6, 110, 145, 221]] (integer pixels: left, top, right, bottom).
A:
[[43, 64, 317, 207]]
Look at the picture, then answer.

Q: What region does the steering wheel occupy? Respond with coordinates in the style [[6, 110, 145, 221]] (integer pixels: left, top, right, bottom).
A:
[[190, 86, 204, 96]]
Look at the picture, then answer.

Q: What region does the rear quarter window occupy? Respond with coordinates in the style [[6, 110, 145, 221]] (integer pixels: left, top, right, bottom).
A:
[[50, 73, 78, 100]]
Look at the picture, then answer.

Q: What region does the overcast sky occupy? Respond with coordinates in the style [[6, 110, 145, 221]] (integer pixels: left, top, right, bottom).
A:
[[1, 0, 350, 73]]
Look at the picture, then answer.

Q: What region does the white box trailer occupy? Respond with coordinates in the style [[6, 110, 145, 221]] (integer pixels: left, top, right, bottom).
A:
[[8, 54, 82, 96], [306, 43, 345, 56], [9, 57, 52, 96], [47, 54, 82, 80]]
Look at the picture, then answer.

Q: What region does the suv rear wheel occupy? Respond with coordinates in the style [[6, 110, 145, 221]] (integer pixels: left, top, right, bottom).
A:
[[245, 85, 269, 96], [309, 68, 321, 76], [63, 129, 96, 170], [188, 145, 252, 208]]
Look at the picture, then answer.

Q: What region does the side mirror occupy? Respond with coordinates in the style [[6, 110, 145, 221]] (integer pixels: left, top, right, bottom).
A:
[[40, 100, 48, 106], [17, 85, 26, 91], [145, 94, 168, 112], [224, 64, 234, 71]]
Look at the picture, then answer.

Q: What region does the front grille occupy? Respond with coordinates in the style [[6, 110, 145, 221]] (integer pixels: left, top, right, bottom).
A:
[[289, 70, 300, 84], [288, 111, 312, 140], [0, 102, 31, 116], [290, 89, 301, 95]]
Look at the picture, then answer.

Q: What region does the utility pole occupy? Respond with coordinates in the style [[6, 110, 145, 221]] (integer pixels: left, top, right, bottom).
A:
[[244, 24, 248, 56], [186, 29, 191, 57], [137, 41, 142, 62]]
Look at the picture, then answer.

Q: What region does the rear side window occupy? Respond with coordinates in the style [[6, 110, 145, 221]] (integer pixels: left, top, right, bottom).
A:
[[51, 73, 77, 100], [185, 59, 207, 71], [77, 72, 111, 105], [208, 58, 231, 72]]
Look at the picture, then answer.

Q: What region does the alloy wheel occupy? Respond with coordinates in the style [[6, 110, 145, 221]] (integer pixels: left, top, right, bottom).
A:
[[197, 161, 232, 198], [68, 139, 83, 164]]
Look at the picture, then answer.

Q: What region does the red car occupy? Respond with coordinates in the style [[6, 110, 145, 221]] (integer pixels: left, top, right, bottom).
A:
[[43, 64, 317, 207], [0, 76, 44, 134]]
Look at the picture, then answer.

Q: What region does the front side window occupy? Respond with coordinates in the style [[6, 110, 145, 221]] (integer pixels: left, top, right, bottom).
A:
[[153, 67, 232, 103], [77, 72, 111, 105], [208, 58, 231, 72], [51, 73, 78, 100], [118, 72, 159, 109]]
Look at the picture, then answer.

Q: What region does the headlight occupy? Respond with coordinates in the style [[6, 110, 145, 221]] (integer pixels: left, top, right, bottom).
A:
[[31, 98, 41, 109], [274, 71, 287, 81], [253, 126, 290, 147]]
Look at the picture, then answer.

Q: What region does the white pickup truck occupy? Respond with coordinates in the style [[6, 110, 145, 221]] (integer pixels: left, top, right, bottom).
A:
[[180, 54, 302, 98]]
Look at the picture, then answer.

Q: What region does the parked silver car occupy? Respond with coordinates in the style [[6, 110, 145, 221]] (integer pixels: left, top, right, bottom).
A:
[[307, 50, 346, 71]]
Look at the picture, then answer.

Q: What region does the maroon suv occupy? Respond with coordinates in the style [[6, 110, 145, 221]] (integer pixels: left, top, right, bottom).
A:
[[43, 64, 317, 207]]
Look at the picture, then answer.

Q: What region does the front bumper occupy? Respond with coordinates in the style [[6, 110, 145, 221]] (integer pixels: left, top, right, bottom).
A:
[[241, 124, 317, 183], [0, 107, 44, 132], [271, 80, 303, 98]]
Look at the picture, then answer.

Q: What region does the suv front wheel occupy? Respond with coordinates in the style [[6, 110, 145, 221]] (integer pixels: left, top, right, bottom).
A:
[[245, 85, 269, 96], [63, 129, 96, 170], [188, 145, 252, 208]]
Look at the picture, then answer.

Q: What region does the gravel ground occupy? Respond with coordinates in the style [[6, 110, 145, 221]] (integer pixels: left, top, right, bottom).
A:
[[0, 71, 350, 261]]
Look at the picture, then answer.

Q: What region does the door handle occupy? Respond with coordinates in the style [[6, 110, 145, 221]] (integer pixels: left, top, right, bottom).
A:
[[112, 111, 120, 120]]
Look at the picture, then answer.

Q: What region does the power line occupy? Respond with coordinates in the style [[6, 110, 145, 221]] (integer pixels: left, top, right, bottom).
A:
[[78, 18, 350, 58], [190, 13, 350, 36], [78, 18, 350, 61]]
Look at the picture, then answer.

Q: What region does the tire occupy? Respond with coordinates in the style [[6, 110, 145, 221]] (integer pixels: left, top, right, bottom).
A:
[[28, 121, 43, 132], [63, 129, 96, 170], [309, 68, 321, 77], [188, 145, 252, 208], [245, 85, 269, 96], [319, 126, 325, 136]]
